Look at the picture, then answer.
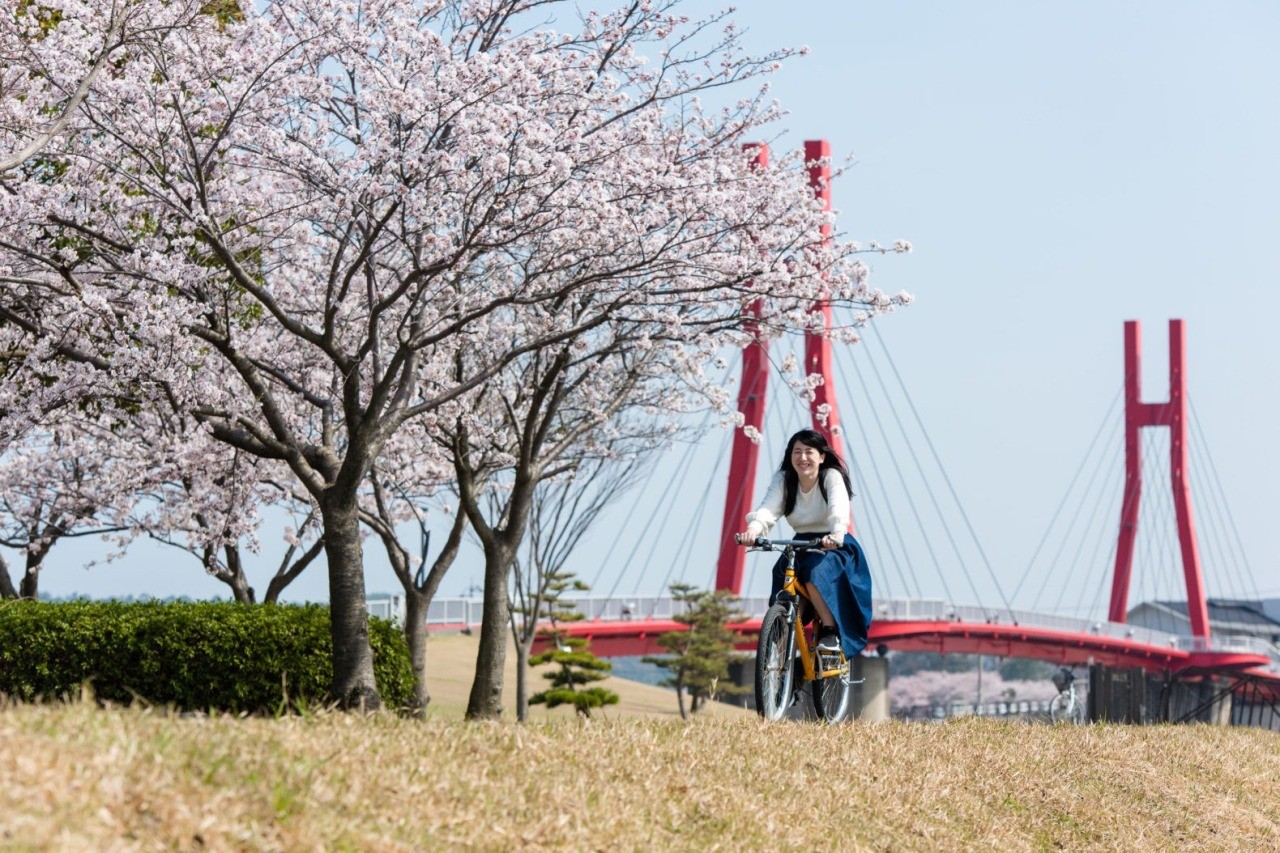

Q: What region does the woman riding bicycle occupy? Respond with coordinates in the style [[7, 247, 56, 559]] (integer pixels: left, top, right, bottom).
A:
[[735, 429, 873, 658]]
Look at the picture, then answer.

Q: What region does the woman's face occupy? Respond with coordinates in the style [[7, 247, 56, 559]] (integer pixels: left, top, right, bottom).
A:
[[790, 441, 824, 479]]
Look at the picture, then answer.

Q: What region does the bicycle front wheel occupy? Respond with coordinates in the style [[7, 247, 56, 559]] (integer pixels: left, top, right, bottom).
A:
[[812, 653, 852, 724], [755, 604, 795, 720], [1049, 691, 1083, 724]]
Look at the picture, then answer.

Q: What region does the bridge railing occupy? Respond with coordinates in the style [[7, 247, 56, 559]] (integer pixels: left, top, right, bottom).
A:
[[423, 594, 774, 626], [872, 599, 1182, 649], [1172, 634, 1280, 670], [419, 595, 1280, 671]]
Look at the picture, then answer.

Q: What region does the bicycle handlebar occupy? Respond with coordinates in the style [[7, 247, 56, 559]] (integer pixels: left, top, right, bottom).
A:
[[744, 537, 825, 551]]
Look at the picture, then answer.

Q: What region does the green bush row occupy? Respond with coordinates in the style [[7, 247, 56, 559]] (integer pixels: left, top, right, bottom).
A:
[[0, 600, 414, 713]]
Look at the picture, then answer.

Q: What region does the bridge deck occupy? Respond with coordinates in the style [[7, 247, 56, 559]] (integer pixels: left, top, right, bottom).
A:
[[420, 595, 1280, 680]]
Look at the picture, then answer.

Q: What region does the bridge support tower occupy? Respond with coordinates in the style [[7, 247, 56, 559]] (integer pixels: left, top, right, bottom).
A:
[[716, 139, 856, 596], [1094, 319, 1229, 724], [1108, 319, 1210, 637]]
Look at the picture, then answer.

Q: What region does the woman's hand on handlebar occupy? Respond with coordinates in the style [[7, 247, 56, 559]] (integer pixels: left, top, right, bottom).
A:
[[819, 534, 840, 550]]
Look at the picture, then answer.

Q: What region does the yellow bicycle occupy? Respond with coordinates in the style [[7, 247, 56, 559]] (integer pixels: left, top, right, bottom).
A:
[[749, 537, 859, 723]]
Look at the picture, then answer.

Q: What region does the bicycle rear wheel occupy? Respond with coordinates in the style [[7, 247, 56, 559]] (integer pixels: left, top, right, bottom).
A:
[[811, 656, 852, 724], [755, 604, 794, 720]]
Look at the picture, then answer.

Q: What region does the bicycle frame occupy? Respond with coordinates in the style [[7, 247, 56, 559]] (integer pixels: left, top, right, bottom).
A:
[[757, 538, 847, 683]]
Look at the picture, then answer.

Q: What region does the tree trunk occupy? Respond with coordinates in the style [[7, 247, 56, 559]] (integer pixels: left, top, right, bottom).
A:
[[19, 549, 45, 600], [515, 640, 530, 722], [222, 545, 256, 604], [404, 587, 430, 716], [465, 544, 512, 720], [0, 553, 17, 599], [676, 675, 688, 720], [321, 492, 382, 711]]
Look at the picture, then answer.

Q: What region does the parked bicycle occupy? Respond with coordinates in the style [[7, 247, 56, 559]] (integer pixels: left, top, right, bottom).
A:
[[1049, 667, 1086, 724], [749, 537, 861, 723]]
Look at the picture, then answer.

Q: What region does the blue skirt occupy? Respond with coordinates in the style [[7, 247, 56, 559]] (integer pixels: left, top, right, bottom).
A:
[[768, 532, 873, 658]]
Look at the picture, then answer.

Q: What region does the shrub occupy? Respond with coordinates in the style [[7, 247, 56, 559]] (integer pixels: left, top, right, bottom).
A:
[[0, 600, 414, 713]]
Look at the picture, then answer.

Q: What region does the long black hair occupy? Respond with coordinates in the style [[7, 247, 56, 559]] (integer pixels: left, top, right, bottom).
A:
[[779, 428, 854, 515]]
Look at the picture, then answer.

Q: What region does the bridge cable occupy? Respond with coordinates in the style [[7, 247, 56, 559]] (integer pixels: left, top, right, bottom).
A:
[[1056, 430, 1131, 618], [1081, 467, 1123, 622], [846, 447, 910, 599], [1138, 428, 1179, 630], [587, 354, 739, 610], [864, 321, 1016, 616], [1089, 427, 1143, 621], [1030, 409, 1124, 613], [630, 402, 738, 608], [588, 422, 701, 596], [1085, 541, 1121, 622], [862, 321, 1006, 613], [1012, 388, 1121, 605], [1154, 427, 1191, 614], [657, 431, 724, 598], [850, 328, 977, 605], [843, 342, 959, 605], [1143, 429, 1176, 620], [1189, 398, 1260, 601], [1186, 422, 1247, 602], [825, 337, 922, 599], [740, 390, 792, 597], [1028, 410, 1122, 611]]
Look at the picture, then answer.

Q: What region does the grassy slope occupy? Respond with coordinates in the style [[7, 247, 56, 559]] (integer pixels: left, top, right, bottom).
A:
[[421, 631, 749, 721], [2, 703, 1278, 850]]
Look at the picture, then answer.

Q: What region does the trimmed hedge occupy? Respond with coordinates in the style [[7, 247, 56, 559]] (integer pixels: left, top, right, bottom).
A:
[[0, 600, 414, 713]]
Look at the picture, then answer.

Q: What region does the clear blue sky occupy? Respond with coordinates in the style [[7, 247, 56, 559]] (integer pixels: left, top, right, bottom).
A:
[[32, 1, 1280, 617]]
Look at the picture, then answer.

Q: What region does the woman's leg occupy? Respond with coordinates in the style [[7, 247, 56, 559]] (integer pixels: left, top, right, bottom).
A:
[[805, 583, 836, 627], [794, 545, 838, 628]]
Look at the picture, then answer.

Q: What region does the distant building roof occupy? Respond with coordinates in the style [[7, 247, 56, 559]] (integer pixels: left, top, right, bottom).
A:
[[1261, 599, 1280, 625], [1129, 599, 1280, 638], [1159, 599, 1280, 629]]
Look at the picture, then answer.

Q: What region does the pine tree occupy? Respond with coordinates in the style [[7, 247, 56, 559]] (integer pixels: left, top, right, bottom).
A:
[[527, 572, 619, 719], [644, 583, 750, 719]]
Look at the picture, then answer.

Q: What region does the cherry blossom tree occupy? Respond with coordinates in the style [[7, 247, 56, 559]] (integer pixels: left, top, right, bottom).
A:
[[0, 414, 133, 598], [0, 0, 220, 174], [130, 442, 325, 605], [0, 0, 908, 709], [446, 321, 709, 718], [359, 426, 464, 714]]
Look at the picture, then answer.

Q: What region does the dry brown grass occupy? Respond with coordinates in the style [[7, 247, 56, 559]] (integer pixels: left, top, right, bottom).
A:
[[2, 696, 1278, 851], [418, 631, 748, 721]]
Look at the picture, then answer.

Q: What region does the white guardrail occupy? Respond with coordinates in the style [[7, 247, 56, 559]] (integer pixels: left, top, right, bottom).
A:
[[380, 594, 1280, 672]]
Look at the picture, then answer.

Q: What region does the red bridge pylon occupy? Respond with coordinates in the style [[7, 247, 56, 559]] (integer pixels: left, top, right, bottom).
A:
[[1109, 319, 1211, 637], [715, 140, 853, 596]]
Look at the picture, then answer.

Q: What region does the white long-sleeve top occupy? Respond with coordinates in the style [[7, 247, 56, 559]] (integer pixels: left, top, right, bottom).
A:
[[744, 469, 851, 540]]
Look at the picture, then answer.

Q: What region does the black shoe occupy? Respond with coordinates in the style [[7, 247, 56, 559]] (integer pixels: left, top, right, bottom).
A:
[[816, 625, 840, 653]]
